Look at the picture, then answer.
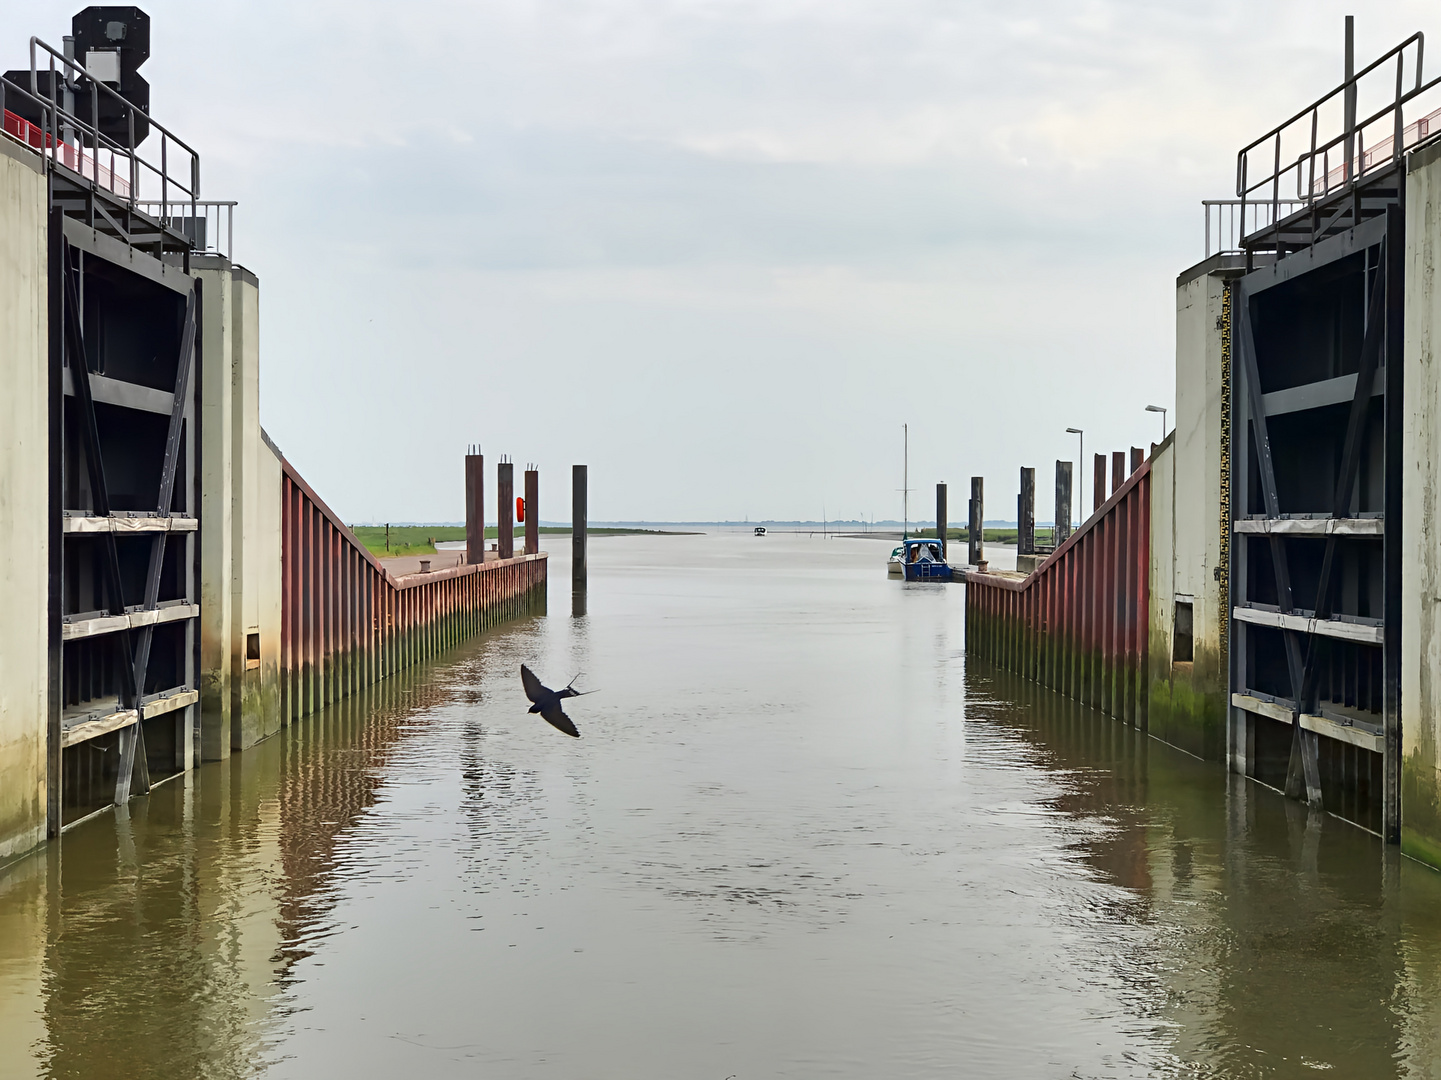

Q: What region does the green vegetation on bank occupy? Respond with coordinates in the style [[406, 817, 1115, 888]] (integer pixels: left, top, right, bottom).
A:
[[349, 524, 693, 558], [909, 527, 1062, 545]]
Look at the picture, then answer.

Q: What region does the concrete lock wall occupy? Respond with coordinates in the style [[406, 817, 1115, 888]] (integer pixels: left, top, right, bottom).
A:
[[1148, 267, 1229, 762], [1401, 144, 1441, 870], [0, 139, 49, 864], [256, 435, 283, 746], [229, 267, 280, 750], [195, 256, 281, 756]]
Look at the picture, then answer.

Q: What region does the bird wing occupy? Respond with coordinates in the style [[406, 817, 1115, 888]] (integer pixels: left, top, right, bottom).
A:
[[520, 664, 548, 704], [539, 704, 581, 738]]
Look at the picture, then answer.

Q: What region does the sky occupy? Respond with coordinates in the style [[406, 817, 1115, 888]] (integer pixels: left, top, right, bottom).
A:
[[12, 1, 1440, 522]]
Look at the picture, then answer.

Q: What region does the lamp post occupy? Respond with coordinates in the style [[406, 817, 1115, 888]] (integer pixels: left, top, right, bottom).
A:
[[1145, 404, 1168, 441], [1065, 427, 1083, 528]]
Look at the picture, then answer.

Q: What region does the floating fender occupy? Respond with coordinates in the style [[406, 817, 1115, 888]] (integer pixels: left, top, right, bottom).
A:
[[516, 496, 525, 523]]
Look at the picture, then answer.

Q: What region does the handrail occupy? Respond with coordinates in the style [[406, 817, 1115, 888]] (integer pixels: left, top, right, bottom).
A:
[[1203, 199, 1307, 257], [4, 36, 201, 224], [133, 200, 237, 260], [1236, 32, 1424, 183], [1234, 31, 1441, 246]]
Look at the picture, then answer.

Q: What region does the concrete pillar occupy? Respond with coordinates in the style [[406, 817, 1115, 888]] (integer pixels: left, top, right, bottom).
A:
[[1402, 143, 1441, 867], [498, 461, 514, 560], [1093, 454, 1106, 512], [524, 467, 539, 556], [0, 139, 49, 863], [193, 257, 233, 761], [1054, 461, 1073, 545], [1111, 451, 1125, 496], [573, 465, 588, 590], [1018, 467, 1035, 555], [1155, 258, 1234, 767], [465, 450, 484, 565], [967, 477, 984, 567], [935, 483, 947, 560]]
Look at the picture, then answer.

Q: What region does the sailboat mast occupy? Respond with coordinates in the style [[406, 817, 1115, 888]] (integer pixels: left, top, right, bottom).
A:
[[903, 423, 908, 540]]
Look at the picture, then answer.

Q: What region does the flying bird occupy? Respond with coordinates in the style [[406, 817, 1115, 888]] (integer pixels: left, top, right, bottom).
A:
[[520, 664, 594, 737]]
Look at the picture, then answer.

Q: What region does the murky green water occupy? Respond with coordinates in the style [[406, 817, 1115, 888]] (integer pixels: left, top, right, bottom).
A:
[[4, 530, 1441, 1079]]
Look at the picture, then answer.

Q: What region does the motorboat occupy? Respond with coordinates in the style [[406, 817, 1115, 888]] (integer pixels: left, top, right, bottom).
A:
[[895, 538, 953, 582], [754, 526, 766, 536]]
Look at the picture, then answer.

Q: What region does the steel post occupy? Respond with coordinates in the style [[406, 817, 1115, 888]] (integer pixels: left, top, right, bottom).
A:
[[573, 465, 588, 592], [525, 468, 539, 556], [968, 477, 984, 567], [498, 461, 514, 561], [935, 483, 947, 560], [466, 450, 484, 565]]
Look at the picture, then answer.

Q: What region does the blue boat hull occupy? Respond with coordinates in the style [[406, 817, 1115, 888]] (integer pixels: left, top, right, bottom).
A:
[[903, 562, 953, 582]]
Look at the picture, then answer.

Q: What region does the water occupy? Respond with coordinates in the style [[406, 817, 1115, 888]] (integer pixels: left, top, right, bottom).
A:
[[4, 529, 1441, 1079]]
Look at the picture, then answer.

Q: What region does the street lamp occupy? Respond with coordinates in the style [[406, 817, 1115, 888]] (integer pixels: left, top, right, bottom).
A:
[[1065, 427, 1083, 528], [1145, 404, 1168, 440]]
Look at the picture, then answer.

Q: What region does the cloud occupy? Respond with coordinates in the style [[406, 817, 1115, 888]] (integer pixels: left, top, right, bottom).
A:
[[10, 0, 1437, 520]]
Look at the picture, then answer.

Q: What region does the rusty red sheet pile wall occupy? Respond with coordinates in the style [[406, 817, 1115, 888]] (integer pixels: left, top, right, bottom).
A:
[[279, 460, 546, 723], [965, 458, 1151, 727]]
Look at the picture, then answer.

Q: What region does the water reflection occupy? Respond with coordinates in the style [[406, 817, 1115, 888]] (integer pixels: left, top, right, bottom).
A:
[[4, 532, 1441, 1078], [968, 660, 1441, 1077], [0, 663, 459, 1080]]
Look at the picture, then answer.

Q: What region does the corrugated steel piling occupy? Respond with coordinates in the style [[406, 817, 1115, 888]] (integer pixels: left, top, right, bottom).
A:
[[1092, 454, 1106, 512], [278, 454, 547, 727], [966, 454, 1151, 731]]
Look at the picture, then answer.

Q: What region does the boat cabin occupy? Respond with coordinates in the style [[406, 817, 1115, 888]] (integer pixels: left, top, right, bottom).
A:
[[890, 539, 953, 582]]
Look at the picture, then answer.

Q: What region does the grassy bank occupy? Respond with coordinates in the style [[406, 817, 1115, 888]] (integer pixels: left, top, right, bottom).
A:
[[909, 527, 1063, 545], [350, 524, 695, 558]]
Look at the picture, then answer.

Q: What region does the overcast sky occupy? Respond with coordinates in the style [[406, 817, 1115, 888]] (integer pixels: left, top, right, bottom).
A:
[[14, 1, 1439, 522]]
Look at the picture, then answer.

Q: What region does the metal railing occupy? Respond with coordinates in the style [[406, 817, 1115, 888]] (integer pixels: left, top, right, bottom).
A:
[[1236, 32, 1441, 243], [1204, 199, 1308, 257], [0, 36, 200, 228], [133, 201, 236, 261]]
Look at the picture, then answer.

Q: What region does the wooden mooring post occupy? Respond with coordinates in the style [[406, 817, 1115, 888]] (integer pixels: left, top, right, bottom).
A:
[[1054, 460, 1072, 545], [1018, 467, 1035, 555]]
